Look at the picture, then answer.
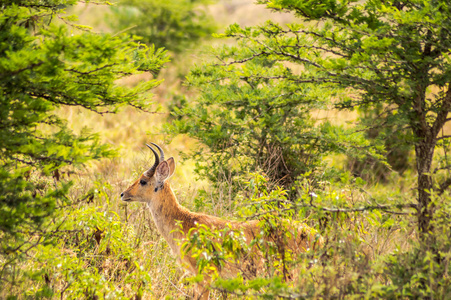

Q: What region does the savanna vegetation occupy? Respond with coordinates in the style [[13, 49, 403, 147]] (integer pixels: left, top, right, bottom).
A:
[[1, 0, 451, 299]]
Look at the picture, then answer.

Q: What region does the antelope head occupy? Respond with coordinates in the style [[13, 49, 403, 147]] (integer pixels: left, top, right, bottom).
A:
[[121, 143, 175, 204]]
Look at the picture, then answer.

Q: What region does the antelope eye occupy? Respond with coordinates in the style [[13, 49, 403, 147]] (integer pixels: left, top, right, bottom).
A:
[[139, 179, 147, 185]]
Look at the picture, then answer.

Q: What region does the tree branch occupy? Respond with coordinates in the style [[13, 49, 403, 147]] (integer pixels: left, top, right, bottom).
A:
[[0, 62, 44, 79], [436, 135, 451, 141], [438, 178, 451, 195]]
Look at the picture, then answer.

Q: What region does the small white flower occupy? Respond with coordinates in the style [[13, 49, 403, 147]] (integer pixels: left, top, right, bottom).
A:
[[310, 192, 318, 198], [309, 259, 318, 264]]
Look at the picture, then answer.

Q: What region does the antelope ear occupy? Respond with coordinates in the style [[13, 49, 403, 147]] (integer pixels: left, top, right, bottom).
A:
[[167, 157, 176, 178], [155, 161, 170, 184]]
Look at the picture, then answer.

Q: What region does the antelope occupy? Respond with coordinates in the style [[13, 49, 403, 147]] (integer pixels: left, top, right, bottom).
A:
[[121, 143, 323, 299]]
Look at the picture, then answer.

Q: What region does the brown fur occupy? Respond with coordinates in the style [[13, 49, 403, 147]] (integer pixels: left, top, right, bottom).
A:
[[122, 155, 322, 299]]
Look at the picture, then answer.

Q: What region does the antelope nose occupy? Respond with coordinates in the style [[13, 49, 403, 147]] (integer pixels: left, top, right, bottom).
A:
[[120, 192, 124, 198]]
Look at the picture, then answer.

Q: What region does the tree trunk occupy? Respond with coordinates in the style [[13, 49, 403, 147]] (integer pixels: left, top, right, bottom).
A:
[[415, 139, 436, 241]]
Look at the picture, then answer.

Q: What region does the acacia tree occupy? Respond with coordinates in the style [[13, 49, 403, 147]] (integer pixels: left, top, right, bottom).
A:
[[169, 29, 370, 193], [171, 55, 345, 189], [181, 0, 451, 242], [0, 0, 168, 284]]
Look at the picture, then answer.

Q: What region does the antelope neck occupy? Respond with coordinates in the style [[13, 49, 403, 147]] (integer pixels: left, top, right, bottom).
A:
[[146, 182, 194, 251]]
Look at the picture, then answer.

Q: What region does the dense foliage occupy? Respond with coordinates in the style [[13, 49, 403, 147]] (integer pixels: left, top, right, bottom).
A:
[[0, 0, 168, 296]]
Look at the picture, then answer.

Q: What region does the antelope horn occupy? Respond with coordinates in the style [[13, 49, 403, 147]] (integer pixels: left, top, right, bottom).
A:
[[150, 142, 164, 162], [144, 143, 160, 177]]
